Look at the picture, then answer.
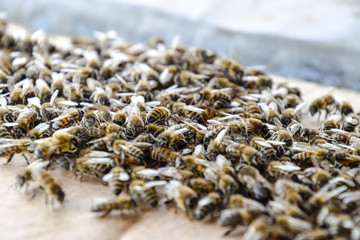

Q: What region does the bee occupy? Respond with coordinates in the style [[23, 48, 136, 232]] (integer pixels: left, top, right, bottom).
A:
[[113, 110, 127, 126], [91, 88, 110, 106], [337, 100, 353, 116], [82, 111, 99, 128], [35, 79, 51, 103], [0, 126, 12, 139], [151, 147, 181, 165], [275, 214, 312, 234], [266, 161, 301, 179], [174, 70, 205, 87], [193, 88, 232, 108], [52, 108, 82, 130], [215, 58, 243, 84], [172, 103, 205, 123], [242, 217, 272, 240], [15, 160, 49, 189], [52, 132, 79, 155], [74, 154, 115, 182], [0, 138, 32, 164], [245, 118, 267, 137], [237, 165, 272, 203], [193, 192, 221, 220], [309, 90, 335, 118], [245, 101, 262, 119], [228, 194, 266, 211], [111, 140, 145, 166], [226, 142, 262, 165], [4, 107, 39, 138], [26, 122, 51, 140], [283, 94, 301, 109], [125, 111, 144, 137], [91, 194, 137, 217], [189, 178, 215, 195], [102, 167, 130, 195], [274, 179, 313, 206], [146, 107, 170, 125], [321, 115, 341, 131], [155, 127, 188, 150], [218, 208, 264, 236], [33, 171, 65, 208], [250, 137, 276, 160], [51, 72, 64, 96], [165, 180, 198, 214], [343, 113, 359, 132], [9, 88, 24, 105], [291, 146, 328, 167], [303, 167, 331, 188], [129, 180, 164, 207]]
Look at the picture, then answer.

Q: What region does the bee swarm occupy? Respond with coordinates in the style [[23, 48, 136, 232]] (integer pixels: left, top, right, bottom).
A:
[[1, 18, 360, 240]]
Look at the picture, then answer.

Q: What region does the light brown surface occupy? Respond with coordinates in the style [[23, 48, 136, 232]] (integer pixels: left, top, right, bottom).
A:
[[1, 77, 360, 240]]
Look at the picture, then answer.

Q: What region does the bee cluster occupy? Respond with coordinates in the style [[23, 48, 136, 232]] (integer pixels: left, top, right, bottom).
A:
[[1, 18, 360, 239]]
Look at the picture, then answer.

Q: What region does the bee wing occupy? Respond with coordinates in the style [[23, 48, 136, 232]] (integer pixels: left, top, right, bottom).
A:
[[255, 140, 272, 148], [345, 115, 359, 125], [294, 102, 307, 115], [338, 144, 355, 151], [213, 128, 228, 144], [146, 101, 161, 108], [144, 180, 167, 188], [0, 96, 7, 108], [181, 148, 193, 155], [326, 128, 348, 134], [197, 196, 213, 206], [273, 163, 300, 171], [172, 128, 188, 137], [130, 142, 152, 148], [207, 119, 222, 125], [217, 115, 241, 122], [93, 197, 114, 205], [193, 145, 205, 157], [328, 114, 342, 122], [27, 97, 42, 109], [2, 122, 19, 127], [137, 168, 159, 177], [179, 105, 204, 113], [79, 102, 95, 108], [159, 68, 172, 85], [56, 100, 79, 107], [84, 151, 111, 158], [102, 173, 113, 182], [118, 172, 130, 181], [157, 167, 181, 179], [83, 157, 113, 165], [34, 122, 50, 133]]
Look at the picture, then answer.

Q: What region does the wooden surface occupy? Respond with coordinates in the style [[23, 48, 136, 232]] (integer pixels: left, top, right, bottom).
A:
[[1, 77, 360, 240]]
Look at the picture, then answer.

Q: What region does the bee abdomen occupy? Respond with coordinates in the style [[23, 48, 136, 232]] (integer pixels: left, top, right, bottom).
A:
[[194, 203, 214, 220], [141, 187, 158, 207]]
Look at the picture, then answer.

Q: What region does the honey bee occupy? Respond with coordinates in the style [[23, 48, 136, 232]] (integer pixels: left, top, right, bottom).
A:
[[82, 111, 99, 128], [164, 180, 198, 214], [218, 208, 264, 236], [129, 179, 165, 207], [0, 138, 32, 164], [32, 171, 65, 208], [226, 142, 262, 165], [74, 154, 115, 182], [172, 103, 205, 123], [35, 79, 52, 103], [237, 165, 273, 203], [102, 167, 130, 195], [3, 107, 39, 138], [91, 88, 110, 106], [267, 161, 301, 179], [215, 58, 243, 84], [91, 194, 137, 217], [321, 115, 342, 131], [303, 167, 331, 188], [125, 110, 144, 137], [193, 87, 232, 108], [189, 178, 215, 195], [274, 179, 313, 206], [52, 108, 82, 130], [242, 217, 272, 240], [337, 100, 353, 116], [111, 140, 145, 166], [15, 160, 49, 189], [250, 137, 276, 160], [112, 110, 127, 126], [151, 147, 181, 165], [309, 90, 335, 118], [343, 113, 359, 132], [26, 122, 51, 140], [245, 101, 262, 119], [275, 214, 312, 234], [291, 146, 328, 167], [193, 192, 221, 220], [0, 126, 12, 139], [146, 107, 170, 125]]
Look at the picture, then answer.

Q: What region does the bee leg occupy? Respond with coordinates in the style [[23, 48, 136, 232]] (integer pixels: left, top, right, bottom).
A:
[[310, 155, 319, 168], [22, 153, 30, 165], [4, 152, 15, 165], [317, 111, 321, 121], [100, 210, 112, 218], [223, 226, 237, 236], [28, 188, 37, 200]]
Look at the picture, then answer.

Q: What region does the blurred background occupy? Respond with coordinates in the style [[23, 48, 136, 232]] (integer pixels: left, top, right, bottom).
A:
[[1, 0, 360, 90]]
